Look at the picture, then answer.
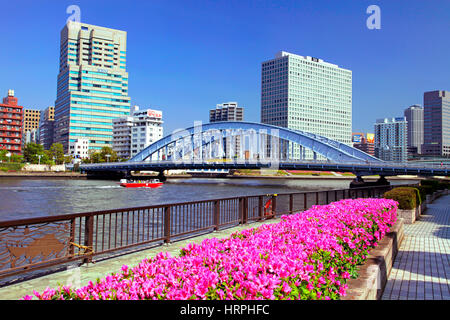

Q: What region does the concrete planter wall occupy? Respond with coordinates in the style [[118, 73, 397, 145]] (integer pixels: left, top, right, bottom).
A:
[[397, 207, 419, 224], [420, 202, 427, 214], [343, 218, 404, 300]]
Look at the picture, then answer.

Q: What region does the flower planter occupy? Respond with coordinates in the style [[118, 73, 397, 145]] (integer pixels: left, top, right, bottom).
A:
[[396, 208, 418, 224], [342, 218, 404, 300]]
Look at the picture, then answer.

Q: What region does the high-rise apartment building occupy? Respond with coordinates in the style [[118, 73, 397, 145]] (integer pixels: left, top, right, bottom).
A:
[[130, 108, 163, 158], [53, 21, 131, 153], [0, 90, 23, 155], [22, 108, 41, 145], [39, 106, 55, 150], [404, 105, 423, 156], [209, 102, 244, 158], [261, 51, 352, 159], [374, 117, 407, 162], [112, 115, 133, 159], [422, 90, 450, 157], [209, 102, 244, 122]]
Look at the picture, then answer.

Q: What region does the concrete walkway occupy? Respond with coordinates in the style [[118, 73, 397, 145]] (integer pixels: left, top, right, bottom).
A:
[[382, 194, 450, 300], [0, 218, 281, 300]]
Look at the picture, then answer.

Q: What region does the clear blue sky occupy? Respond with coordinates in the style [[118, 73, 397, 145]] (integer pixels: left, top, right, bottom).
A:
[[0, 0, 449, 135]]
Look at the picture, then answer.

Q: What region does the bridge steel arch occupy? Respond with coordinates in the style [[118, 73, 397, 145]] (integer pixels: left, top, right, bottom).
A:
[[130, 121, 382, 164]]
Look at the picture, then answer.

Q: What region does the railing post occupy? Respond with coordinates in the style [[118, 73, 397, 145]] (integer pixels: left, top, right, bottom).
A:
[[243, 197, 248, 224], [258, 196, 264, 221], [289, 194, 293, 214], [83, 215, 94, 264], [164, 206, 171, 244], [213, 200, 220, 231], [272, 194, 277, 217], [316, 192, 319, 205], [69, 218, 76, 257], [304, 193, 307, 211], [325, 191, 329, 204], [239, 197, 244, 224]]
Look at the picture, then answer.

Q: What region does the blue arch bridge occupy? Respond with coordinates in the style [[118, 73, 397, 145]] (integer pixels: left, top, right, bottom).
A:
[[78, 121, 449, 187]]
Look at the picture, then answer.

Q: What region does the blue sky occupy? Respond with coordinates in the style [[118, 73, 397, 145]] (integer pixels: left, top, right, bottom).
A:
[[0, 0, 449, 134]]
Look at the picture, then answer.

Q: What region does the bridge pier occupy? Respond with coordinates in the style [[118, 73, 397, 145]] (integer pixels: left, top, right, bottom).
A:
[[157, 171, 167, 182], [86, 170, 127, 180], [350, 175, 390, 188]]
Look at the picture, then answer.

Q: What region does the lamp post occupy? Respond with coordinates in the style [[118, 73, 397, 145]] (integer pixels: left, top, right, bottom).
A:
[[6, 152, 11, 163], [105, 154, 111, 163], [38, 154, 42, 165]]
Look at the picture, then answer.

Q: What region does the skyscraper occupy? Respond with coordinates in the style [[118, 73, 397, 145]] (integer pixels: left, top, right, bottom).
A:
[[422, 90, 450, 157], [404, 105, 423, 155], [261, 51, 352, 160], [53, 21, 131, 153], [374, 117, 407, 162]]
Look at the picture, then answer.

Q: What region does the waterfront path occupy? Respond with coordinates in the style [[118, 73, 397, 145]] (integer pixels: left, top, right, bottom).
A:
[[0, 217, 282, 300], [382, 193, 450, 300]]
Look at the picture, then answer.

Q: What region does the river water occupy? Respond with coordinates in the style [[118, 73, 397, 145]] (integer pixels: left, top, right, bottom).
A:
[[0, 177, 418, 221]]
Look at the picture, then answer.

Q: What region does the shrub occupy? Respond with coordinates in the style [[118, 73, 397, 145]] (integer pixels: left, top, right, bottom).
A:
[[383, 187, 418, 210], [415, 186, 430, 202], [421, 179, 440, 192], [0, 162, 24, 172]]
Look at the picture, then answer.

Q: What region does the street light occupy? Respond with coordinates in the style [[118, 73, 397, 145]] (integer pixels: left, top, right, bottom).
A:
[[105, 154, 111, 163], [6, 152, 11, 163], [38, 154, 42, 165]]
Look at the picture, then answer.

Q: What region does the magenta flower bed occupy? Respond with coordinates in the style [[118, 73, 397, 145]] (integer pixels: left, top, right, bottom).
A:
[[25, 198, 398, 300]]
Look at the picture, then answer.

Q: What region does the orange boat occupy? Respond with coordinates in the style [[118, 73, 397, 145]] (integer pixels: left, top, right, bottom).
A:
[[119, 179, 163, 188]]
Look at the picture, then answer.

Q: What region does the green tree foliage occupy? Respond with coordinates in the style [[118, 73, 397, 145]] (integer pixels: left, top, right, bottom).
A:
[[86, 146, 118, 163], [49, 143, 65, 164], [23, 143, 50, 164]]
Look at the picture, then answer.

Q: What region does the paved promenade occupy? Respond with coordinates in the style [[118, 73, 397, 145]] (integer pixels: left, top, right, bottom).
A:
[[382, 193, 450, 300]]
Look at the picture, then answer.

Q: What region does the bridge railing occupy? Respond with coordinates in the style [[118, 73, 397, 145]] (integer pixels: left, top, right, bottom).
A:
[[0, 183, 417, 283]]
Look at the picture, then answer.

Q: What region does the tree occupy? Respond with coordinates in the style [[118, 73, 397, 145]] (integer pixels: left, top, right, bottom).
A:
[[86, 146, 118, 163], [99, 146, 118, 163], [49, 143, 65, 164], [0, 149, 8, 162]]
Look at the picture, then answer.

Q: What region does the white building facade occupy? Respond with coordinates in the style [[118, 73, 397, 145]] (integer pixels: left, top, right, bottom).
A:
[[261, 51, 352, 160], [131, 108, 163, 158], [112, 116, 133, 159], [68, 138, 90, 159], [112, 107, 164, 159]]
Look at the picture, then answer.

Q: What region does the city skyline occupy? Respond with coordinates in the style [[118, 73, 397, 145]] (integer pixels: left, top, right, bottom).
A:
[[0, 0, 449, 136]]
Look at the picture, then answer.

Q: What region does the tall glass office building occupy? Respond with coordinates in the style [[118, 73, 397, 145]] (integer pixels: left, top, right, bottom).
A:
[[54, 21, 131, 152], [261, 51, 352, 160]]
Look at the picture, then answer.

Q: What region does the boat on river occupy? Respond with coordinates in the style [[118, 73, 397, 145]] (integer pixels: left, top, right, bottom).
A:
[[119, 179, 163, 188]]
